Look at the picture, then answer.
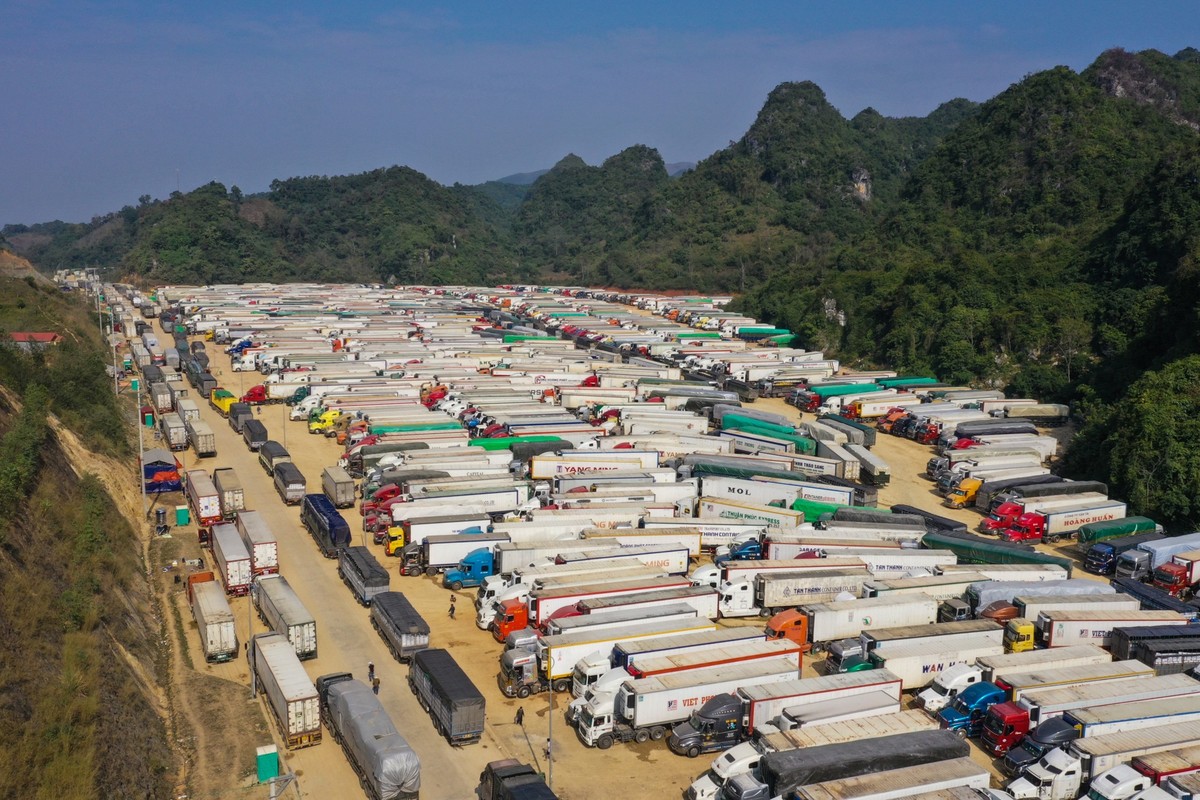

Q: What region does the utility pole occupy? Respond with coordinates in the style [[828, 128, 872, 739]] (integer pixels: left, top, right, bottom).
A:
[[136, 376, 148, 520], [547, 685, 554, 789]]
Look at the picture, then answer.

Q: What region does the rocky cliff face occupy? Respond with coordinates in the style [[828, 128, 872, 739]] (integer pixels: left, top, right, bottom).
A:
[[1089, 47, 1200, 131]]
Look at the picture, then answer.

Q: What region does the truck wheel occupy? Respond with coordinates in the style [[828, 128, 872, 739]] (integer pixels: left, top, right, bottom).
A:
[[954, 728, 967, 739], [650, 726, 666, 741], [1047, 535, 1060, 544], [758, 608, 773, 618], [686, 746, 701, 759], [517, 686, 531, 699], [634, 730, 650, 744], [553, 678, 571, 693], [425, 567, 438, 578], [449, 580, 463, 592], [597, 734, 613, 750]]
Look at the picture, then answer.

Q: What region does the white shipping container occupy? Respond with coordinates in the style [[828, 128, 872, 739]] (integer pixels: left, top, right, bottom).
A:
[[1040, 610, 1189, 647], [191, 580, 237, 662], [250, 633, 321, 749], [235, 511, 278, 576], [211, 523, 252, 596], [868, 641, 1007, 690], [254, 575, 318, 660]]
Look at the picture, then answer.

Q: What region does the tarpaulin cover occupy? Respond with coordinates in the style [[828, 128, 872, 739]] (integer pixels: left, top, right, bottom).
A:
[[761, 729, 968, 793], [327, 680, 420, 799]]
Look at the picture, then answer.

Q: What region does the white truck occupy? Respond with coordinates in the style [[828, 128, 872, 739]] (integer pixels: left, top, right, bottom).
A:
[[698, 496, 807, 529], [492, 539, 597, 575], [1016, 674, 1200, 731], [691, 557, 868, 591], [796, 758, 992, 800], [867, 639, 1007, 691], [577, 660, 800, 748], [798, 594, 939, 651], [573, 585, 719, 621], [543, 603, 701, 637], [211, 522, 252, 596], [829, 547, 959, 578], [235, 510, 279, 576], [919, 644, 1111, 713], [211, 467, 245, 518], [864, 572, 991, 602], [253, 574, 318, 660], [555, 544, 691, 575], [1038, 610, 1190, 648], [1009, 722, 1200, 800], [189, 577, 237, 662], [248, 632, 321, 750], [719, 569, 869, 618], [700, 475, 853, 508], [579, 527, 704, 557], [643, 518, 774, 551]]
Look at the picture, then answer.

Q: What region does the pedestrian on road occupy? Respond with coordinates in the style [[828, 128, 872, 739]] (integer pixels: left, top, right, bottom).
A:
[[372, 676, 381, 695], [515, 707, 525, 726], [449, 597, 456, 619], [367, 662, 375, 682], [544, 741, 552, 762]]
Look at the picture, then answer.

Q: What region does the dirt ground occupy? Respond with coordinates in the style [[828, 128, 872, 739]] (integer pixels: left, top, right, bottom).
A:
[[145, 361, 1090, 800]]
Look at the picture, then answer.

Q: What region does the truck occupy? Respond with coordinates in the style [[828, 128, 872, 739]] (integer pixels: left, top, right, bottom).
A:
[[624, 638, 803, 681], [1086, 530, 1168, 576], [784, 595, 938, 653], [555, 544, 691, 575], [964, 579, 1114, 618], [159, 412, 189, 450], [667, 670, 904, 757], [235, 511, 278, 576], [315, 673, 421, 800], [248, 632, 321, 749], [242, 418, 268, 451], [186, 418, 216, 457], [974, 644, 1113, 684], [339, 546, 390, 606], [1008, 722, 1200, 800], [369, 592, 430, 664], [498, 575, 691, 638], [1153, 551, 1200, 599], [300, 493, 352, 557], [987, 479, 1110, 513], [321, 465, 357, 509], [718, 569, 869, 618], [188, 573, 237, 662], [571, 585, 719, 621], [211, 522, 252, 596], [865, 639, 1006, 690], [576, 660, 800, 749], [685, 712, 940, 800], [980, 494, 1110, 534], [211, 467, 245, 519], [182, 471, 222, 530], [863, 572, 990, 602], [544, 603, 702, 638], [391, 512, 491, 554], [982, 662, 1160, 755], [740, 730, 971, 800], [697, 496, 807, 530], [407, 648, 486, 745], [1035, 610, 1190, 649], [477, 760, 555, 800], [794, 758, 991, 800], [253, 575, 317, 660], [397, 532, 506, 580], [1111, 626, 1200, 662], [272, 462, 307, 505], [1000, 501, 1129, 544], [858, 619, 1004, 660]]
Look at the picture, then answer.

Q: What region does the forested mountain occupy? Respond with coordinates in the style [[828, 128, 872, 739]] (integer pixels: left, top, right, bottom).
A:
[[7, 46, 1200, 521]]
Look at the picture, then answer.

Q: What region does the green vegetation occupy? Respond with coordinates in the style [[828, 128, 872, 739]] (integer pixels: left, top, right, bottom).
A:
[[4, 46, 1200, 523]]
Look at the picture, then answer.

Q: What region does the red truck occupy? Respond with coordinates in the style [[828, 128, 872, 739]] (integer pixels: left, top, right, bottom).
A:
[[1152, 550, 1200, 598], [1000, 501, 1128, 544]]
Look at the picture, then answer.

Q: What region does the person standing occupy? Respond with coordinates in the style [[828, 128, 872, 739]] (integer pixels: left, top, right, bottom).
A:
[[515, 706, 525, 726], [372, 676, 381, 695], [449, 596, 456, 619], [367, 662, 375, 682]]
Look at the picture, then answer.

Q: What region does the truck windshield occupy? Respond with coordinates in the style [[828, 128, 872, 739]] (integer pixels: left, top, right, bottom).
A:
[[982, 712, 1009, 736], [579, 707, 596, 729], [1011, 524, 1031, 535], [1020, 738, 1048, 758], [928, 681, 950, 696], [1153, 567, 1176, 584]]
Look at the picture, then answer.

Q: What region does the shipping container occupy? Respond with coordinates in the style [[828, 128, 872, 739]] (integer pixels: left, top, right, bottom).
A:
[[370, 592, 431, 663], [249, 633, 321, 749], [254, 575, 317, 660], [408, 648, 486, 745]]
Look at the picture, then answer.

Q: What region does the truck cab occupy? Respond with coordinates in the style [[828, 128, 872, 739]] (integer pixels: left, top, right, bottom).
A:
[[667, 693, 745, 758], [1000, 717, 1079, 777], [1004, 618, 1038, 653], [938, 681, 1005, 738], [980, 701, 1032, 756], [1152, 551, 1200, 598], [824, 638, 865, 672], [713, 536, 763, 566], [944, 477, 981, 509], [686, 742, 764, 800], [763, 609, 811, 651], [917, 663, 983, 713], [690, 564, 721, 589], [498, 648, 542, 698], [443, 548, 495, 592], [567, 666, 625, 725], [491, 598, 531, 642], [939, 599, 973, 622], [383, 526, 405, 556], [477, 759, 554, 800], [1001, 513, 1051, 543], [1007, 746, 1084, 800]]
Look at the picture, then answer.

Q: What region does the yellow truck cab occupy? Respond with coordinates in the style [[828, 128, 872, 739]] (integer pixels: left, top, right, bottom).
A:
[[308, 409, 342, 434], [1004, 618, 1037, 653], [209, 388, 236, 417], [384, 527, 406, 556], [944, 477, 982, 509]]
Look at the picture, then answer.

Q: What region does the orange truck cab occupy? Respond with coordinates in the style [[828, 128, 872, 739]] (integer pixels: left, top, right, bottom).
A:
[[492, 599, 530, 643], [765, 609, 812, 652]]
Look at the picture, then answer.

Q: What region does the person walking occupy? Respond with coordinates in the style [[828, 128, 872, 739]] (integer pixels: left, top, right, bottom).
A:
[[449, 596, 456, 619], [372, 676, 381, 695], [514, 706, 525, 726], [367, 662, 375, 682]]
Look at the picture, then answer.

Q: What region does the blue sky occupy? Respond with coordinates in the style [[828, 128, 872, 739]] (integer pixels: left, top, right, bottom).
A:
[[2, 1, 1197, 225]]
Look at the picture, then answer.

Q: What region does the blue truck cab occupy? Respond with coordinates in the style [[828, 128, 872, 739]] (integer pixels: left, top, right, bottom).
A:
[[938, 681, 1005, 738], [442, 544, 493, 592], [714, 536, 763, 566]]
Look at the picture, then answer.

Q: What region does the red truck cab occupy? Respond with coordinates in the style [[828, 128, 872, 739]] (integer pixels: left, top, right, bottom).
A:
[[981, 502, 1025, 534], [491, 599, 529, 642], [240, 385, 269, 404], [980, 701, 1031, 756], [1000, 513, 1046, 543]]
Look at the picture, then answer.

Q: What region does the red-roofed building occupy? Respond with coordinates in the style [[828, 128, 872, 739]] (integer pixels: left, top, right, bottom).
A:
[[7, 332, 64, 352]]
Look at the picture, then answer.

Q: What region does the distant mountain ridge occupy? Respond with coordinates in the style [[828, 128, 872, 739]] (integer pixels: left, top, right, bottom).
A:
[[497, 161, 695, 185]]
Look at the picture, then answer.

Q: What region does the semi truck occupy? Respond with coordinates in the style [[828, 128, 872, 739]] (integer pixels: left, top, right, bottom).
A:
[[321, 465, 357, 508], [793, 758, 991, 800], [866, 639, 1007, 690], [369, 591, 430, 663], [300, 493, 352, 557], [576, 660, 801, 749], [1153, 551, 1200, 599], [999, 501, 1128, 544], [235, 510, 278, 576], [315, 673, 421, 800], [253, 574, 317, 660], [339, 546, 391, 606], [408, 648, 486, 745], [187, 573, 237, 662], [666, 670, 904, 757], [186, 418, 217, 457], [1117, 535, 1200, 583], [185, 469, 223, 527], [783, 594, 938, 653], [400, 532, 510, 579], [494, 575, 691, 639], [248, 632, 321, 750], [212, 467, 245, 519], [211, 522, 252, 596], [718, 569, 869, 618], [1034, 609, 1190, 649]]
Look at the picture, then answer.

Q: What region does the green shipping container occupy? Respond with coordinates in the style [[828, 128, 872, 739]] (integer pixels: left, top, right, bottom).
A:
[[468, 435, 562, 451], [921, 530, 1073, 576], [807, 384, 888, 400], [723, 420, 816, 455], [174, 506, 190, 526], [368, 421, 462, 434], [876, 376, 939, 389]]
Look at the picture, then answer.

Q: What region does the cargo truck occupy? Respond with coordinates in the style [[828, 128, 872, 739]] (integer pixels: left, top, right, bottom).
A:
[[476, 760, 555, 800], [211, 523, 252, 596], [1008, 722, 1200, 800], [980, 494, 1110, 534], [370, 592, 430, 663], [408, 648, 486, 745], [186, 418, 216, 457], [718, 569, 868, 618], [794, 758, 991, 800], [1000, 501, 1129, 544], [339, 546, 391, 606], [577, 660, 801, 749], [739, 730, 970, 800], [1153, 551, 1200, 599], [495, 575, 691, 639], [1111, 626, 1200, 662], [235, 511, 278, 576], [188, 573, 237, 662], [321, 465, 356, 509], [211, 467, 245, 519], [300, 493, 352, 557], [1035, 610, 1190, 649], [315, 673, 421, 800], [667, 670, 903, 757], [272, 462, 307, 505], [398, 532, 509, 579], [249, 632, 321, 750], [252, 575, 317, 660], [185, 469, 223, 527], [543, 603, 701, 638], [389, 512, 491, 554], [1086, 530, 1169, 576], [862, 638, 1005, 690], [159, 412, 189, 450], [782, 595, 938, 653], [964, 579, 1114, 617]]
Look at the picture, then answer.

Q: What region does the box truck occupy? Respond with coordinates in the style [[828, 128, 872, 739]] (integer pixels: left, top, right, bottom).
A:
[[253, 575, 317, 660], [249, 633, 321, 750]]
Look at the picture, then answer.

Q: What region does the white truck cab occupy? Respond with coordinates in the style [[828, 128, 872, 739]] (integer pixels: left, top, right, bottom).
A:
[[685, 741, 764, 800], [916, 663, 983, 714]]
